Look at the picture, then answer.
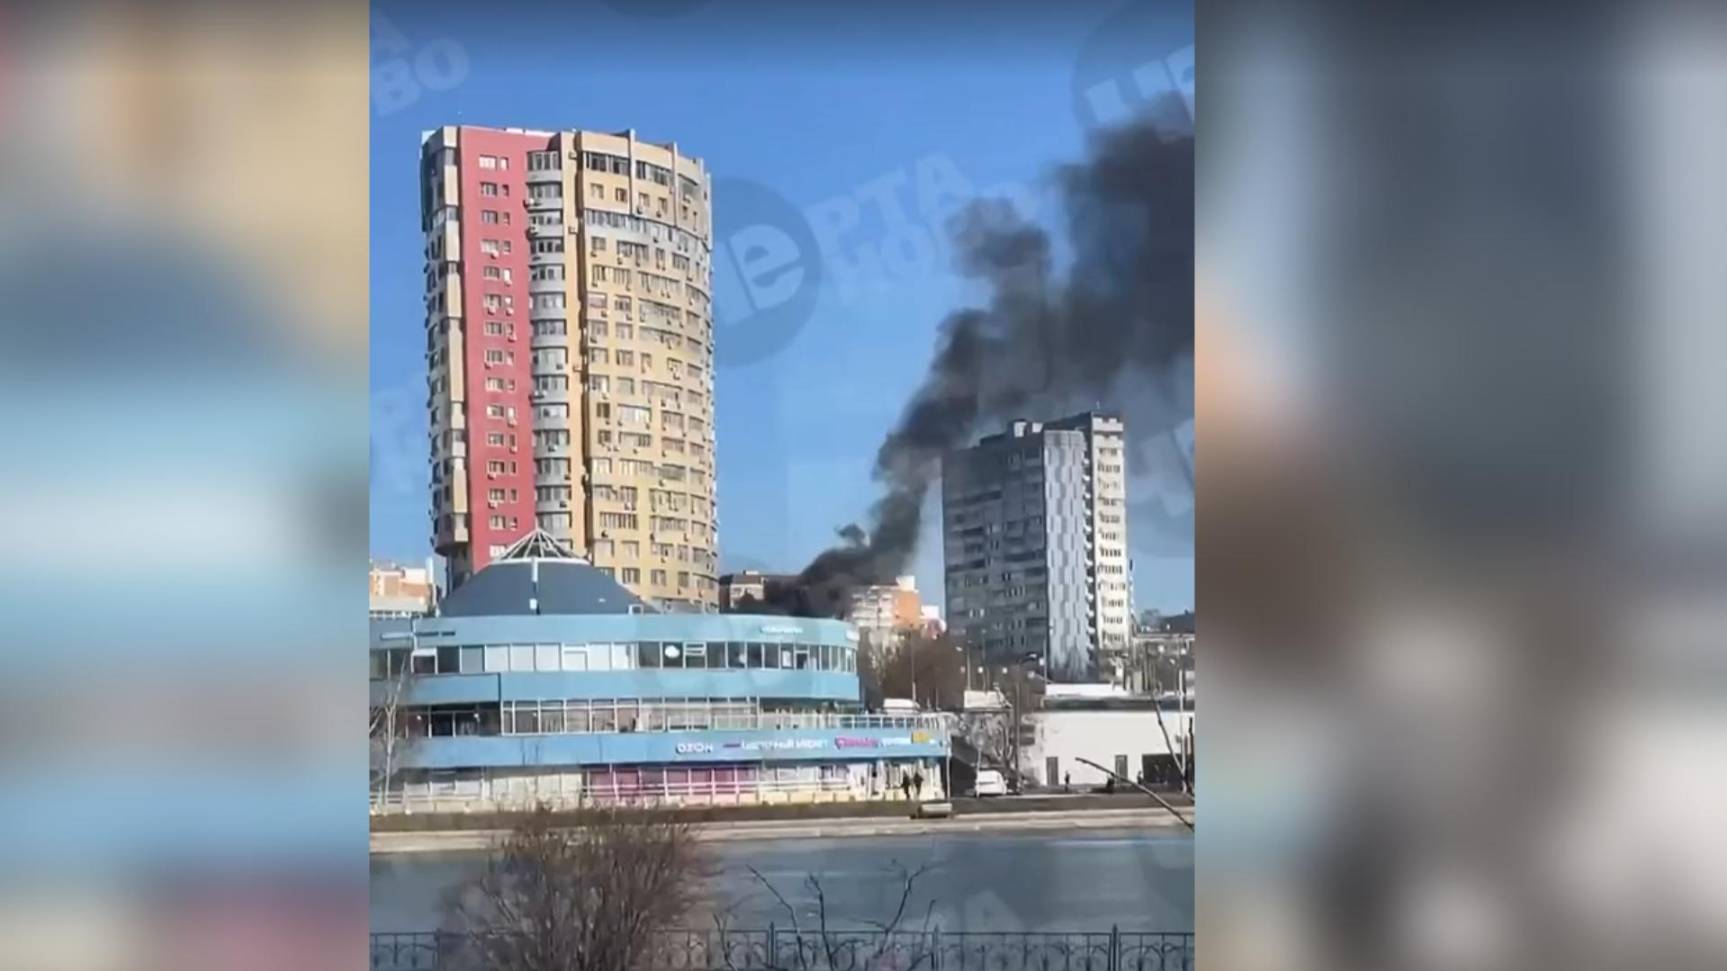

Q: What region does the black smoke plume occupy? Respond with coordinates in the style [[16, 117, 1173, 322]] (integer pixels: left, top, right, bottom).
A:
[[781, 110, 1194, 618]]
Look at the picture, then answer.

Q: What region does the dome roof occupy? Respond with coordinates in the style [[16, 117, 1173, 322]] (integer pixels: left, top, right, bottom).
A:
[[439, 530, 654, 617]]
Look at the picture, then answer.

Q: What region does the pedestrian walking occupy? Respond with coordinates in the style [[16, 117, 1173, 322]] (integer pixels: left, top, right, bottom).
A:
[[912, 770, 924, 800], [1063, 772, 1071, 793], [900, 774, 912, 800]]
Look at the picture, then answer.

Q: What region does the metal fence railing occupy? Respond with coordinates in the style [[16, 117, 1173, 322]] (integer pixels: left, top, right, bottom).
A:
[[371, 927, 1194, 971]]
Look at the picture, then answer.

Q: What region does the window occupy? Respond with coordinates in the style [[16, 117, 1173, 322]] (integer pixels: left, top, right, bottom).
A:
[[535, 644, 560, 671], [484, 645, 508, 672], [509, 645, 534, 671], [481, 210, 500, 224], [479, 182, 499, 196], [478, 154, 497, 170], [615, 187, 628, 202], [620, 567, 641, 583], [436, 646, 460, 674], [528, 150, 559, 171], [484, 319, 504, 333], [461, 646, 484, 673], [590, 182, 604, 199]]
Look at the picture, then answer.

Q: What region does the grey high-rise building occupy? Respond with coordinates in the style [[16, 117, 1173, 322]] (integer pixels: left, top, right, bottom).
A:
[[941, 413, 1131, 682]]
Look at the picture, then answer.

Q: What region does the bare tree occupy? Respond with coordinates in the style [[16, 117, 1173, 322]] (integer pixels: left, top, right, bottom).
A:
[[369, 649, 416, 811], [955, 667, 1043, 786], [718, 862, 938, 971], [443, 803, 707, 971], [877, 633, 969, 711]]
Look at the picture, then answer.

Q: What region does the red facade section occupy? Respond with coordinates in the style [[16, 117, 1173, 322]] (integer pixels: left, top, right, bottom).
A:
[[456, 128, 544, 573]]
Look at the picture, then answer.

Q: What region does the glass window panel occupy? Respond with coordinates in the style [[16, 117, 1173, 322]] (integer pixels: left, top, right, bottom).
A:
[[566, 702, 590, 733], [484, 645, 508, 672], [541, 704, 565, 734], [461, 647, 483, 673], [747, 643, 763, 668], [729, 642, 746, 668], [517, 705, 540, 734], [509, 645, 534, 671], [369, 653, 385, 679], [592, 704, 617, 733], [411, 652, 435, 675], [535, 644, 560, 671], [778, 647, 793, 670], [561, 646, 587, 671], [637, 642, 660, 669], [437, 646, 460, 674], [480, 707, 500, 734], [613, 643, 632, 669], [642, 702, 666, 731]]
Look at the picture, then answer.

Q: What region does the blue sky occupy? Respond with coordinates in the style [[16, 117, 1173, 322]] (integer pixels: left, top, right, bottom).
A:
[[370, 0, 1194, 612]]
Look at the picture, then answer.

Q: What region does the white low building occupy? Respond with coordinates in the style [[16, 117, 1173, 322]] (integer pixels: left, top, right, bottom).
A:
[[1020, 698, 1194, 789]]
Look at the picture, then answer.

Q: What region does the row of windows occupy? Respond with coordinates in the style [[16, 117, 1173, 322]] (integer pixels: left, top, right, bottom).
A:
[[392, 698, 759, 737], [394, 764, 854, 803], [372, 640, 858, 679]]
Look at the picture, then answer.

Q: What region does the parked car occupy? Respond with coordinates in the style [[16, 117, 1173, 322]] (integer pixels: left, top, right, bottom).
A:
[[972, 769, 1008, 796]]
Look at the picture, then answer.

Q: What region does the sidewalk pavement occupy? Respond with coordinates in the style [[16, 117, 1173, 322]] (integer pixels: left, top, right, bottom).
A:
[[371, 805, 1195, 854]]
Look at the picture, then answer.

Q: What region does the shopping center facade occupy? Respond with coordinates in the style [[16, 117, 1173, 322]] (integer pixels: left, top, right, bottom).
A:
[[369, 533, 950, 810]]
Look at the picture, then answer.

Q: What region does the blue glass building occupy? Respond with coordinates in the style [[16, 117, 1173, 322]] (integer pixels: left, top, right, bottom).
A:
[[370, 533, 949, 810]]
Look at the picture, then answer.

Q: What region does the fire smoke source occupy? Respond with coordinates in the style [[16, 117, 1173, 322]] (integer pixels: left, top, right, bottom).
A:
[[788, 109, 1195, 616]]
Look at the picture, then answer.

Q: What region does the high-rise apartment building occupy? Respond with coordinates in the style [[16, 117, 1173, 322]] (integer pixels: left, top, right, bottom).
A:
[[941, 413, 1131, 681], [421, 126, 718, 611]]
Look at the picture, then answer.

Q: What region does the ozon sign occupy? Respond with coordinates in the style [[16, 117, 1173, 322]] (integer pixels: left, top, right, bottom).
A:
[[675, 742, 715, 755]]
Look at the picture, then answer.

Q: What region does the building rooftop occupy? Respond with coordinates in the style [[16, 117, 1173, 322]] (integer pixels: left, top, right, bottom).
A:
[[438, 530, 653, 618]]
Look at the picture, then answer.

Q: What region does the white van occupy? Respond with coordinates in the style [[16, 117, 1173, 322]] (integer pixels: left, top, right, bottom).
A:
[[972, 769, 1008, 797]]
